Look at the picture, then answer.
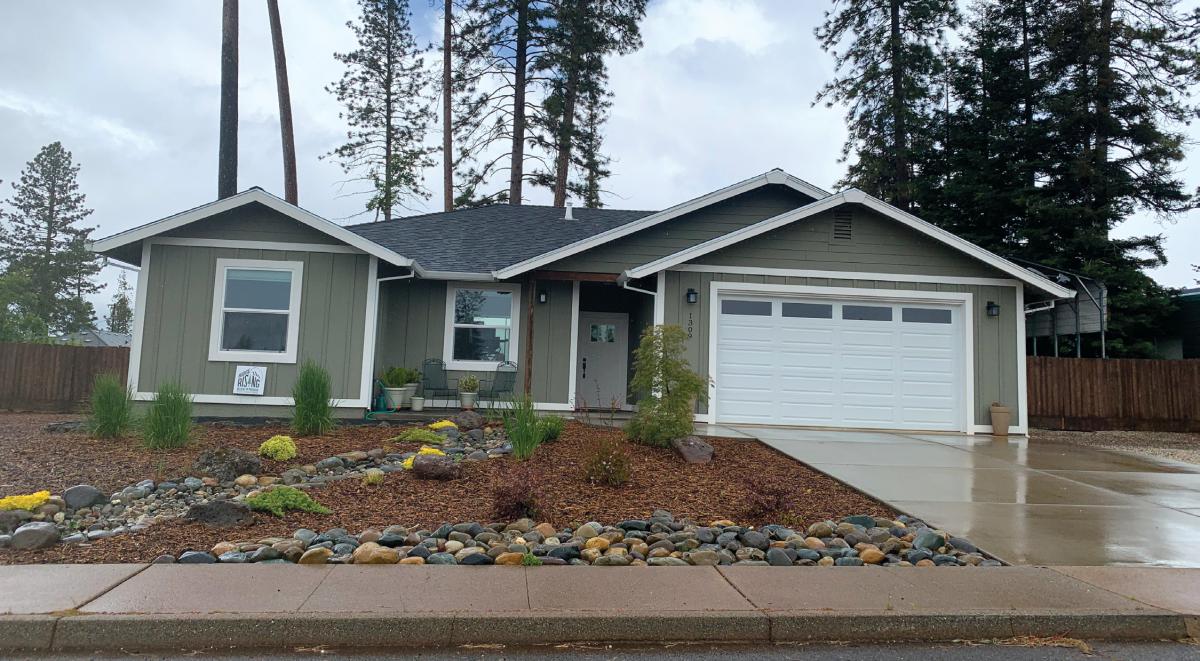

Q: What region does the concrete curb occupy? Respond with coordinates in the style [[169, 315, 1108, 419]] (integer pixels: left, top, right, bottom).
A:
[[0, 609, 1188, 652]]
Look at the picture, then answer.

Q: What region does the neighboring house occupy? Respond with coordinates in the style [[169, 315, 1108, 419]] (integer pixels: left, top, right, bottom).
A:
[[1156, 287, 1200, 359], [89, 169, 1073, 434], [58, 329, 132, 348]]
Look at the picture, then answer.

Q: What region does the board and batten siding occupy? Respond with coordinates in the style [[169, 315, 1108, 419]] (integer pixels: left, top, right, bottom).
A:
[[542, 185, 816, 273], [137, 242, 371, 400], [160, 203, 343, 245], [374, 278, 574, 404]]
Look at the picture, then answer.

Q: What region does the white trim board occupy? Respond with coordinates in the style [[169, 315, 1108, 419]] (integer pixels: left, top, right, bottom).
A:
[[360, 256, 381, 404], [672, 264, 1022, 288], [491, 168, 830, 280], [126, 241, 152, 393], [132, 392, 368, 408], [706, 280, 976, 435], [624, 189, 1074, 299], [89, 188, 413, 267]]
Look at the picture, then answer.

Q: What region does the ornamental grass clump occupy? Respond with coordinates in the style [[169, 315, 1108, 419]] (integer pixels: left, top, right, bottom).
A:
[[0, 490, 50, 512], [259, 435, 297, 461], [246, 486, 331, 517], [88, 372, 135, 439], [504, 394, 542, 460], [292, 360, 336, 435], [362, 468, 385, 486], [582, 437, 632, 487], [142, 383, 193, 449], [626, 325, 709, 448], [392, 427, 445, 445], [537, 414, 565, 442]]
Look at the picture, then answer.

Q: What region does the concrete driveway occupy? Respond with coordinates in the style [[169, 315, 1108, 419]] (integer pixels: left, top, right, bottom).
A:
[[705, 425, 1200, 567]]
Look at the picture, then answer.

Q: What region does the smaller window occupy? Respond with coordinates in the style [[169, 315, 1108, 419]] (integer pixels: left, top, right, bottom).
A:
[[721, 299, 772, 316], [590, 323, 617, 343], [902, 307, 953, 324], [843, 305, 892, 321], [209, 259, 303, 364], [782, 302, 833, 319]]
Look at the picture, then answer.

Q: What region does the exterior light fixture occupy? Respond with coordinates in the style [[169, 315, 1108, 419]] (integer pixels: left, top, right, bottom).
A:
[[537, 290, 549, 304], [686, 288, 699, 304], [986, 301, 1000, 317]]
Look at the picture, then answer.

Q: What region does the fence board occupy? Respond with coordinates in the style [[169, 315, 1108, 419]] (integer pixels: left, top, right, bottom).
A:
[[1028, 356, 1200, 432], [0, 343, 130, 412]]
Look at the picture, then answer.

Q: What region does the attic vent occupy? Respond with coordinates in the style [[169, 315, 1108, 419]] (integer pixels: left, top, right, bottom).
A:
[[832, 210, 853, 241]]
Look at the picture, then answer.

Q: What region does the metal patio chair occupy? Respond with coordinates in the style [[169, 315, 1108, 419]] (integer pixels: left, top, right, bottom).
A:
[[420, 358, 458, 403], [478, 361, 518, 408]]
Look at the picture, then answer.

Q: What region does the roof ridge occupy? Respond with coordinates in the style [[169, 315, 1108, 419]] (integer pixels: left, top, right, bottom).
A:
[[344, 204, 655, 229]]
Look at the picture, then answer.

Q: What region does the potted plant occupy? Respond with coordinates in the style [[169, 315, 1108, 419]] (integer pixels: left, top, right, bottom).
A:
[[397, 367, 421, 406], [381, 367, 419, 409], [459, 374, 479, 410], [410, 395, 425, 412]]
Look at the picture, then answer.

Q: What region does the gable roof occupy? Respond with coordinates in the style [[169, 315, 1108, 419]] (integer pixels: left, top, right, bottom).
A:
[[622, 189, 1076, 298], [89, 188, 415, 267], [346, 205, 652, 275], [490, 169, 831, 279]]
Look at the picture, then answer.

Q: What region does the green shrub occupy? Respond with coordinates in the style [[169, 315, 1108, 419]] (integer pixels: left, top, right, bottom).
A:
[[582, 436, 632, 486], [88, 373, 134, 439], [537, 414, 565, 442], [521, 552, 542, 566], [259, 435, 297, 461], [381, 366, 420, 388], [626, 325, 709, 448], [246, 486, 331, 517], [362, 468, 385, 486], [142, 383, 192, 449], [391, 427, 445, 445], [292, 360, 336, 435], [504, 393, 542, 460]]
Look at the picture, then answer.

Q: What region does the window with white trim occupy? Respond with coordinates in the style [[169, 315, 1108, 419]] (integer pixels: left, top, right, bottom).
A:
[[444, 284, 520, 369], [209, 259, 303, 363]]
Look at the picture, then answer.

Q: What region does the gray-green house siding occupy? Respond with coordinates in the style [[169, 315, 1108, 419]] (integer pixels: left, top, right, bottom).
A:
[[136, 242, 371, 402]]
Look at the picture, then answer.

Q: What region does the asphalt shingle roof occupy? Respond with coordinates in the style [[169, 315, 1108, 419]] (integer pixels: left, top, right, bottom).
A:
[[345, 204, 655, 274]]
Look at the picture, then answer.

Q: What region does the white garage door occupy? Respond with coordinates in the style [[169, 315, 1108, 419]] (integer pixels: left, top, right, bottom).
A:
[[714, 293, 965, 431]]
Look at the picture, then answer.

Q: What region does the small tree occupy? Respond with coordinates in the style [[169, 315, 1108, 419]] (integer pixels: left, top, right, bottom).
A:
[[105, 271, 134, 334], [626, 324, 708, 448]]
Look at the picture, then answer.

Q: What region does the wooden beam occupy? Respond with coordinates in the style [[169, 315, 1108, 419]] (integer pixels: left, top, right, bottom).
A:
[[532, 270, 618, 282]]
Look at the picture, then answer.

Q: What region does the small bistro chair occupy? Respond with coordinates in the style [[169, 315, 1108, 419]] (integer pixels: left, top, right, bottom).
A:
[[420, 358, 458, 403], [479, 361, 518, 408]]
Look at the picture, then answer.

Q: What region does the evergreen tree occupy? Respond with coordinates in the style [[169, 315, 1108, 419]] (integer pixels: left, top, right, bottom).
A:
[[815, 0, 960, 211], [0, 269, 49, 343], [327, 0, 435, 221], [106, 271, 134, 334], [0, 142, 101, 334]]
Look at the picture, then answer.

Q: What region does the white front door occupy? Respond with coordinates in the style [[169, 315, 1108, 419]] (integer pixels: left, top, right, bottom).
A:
[[714, 293, 966, 431], [576, 312, 629, 410]]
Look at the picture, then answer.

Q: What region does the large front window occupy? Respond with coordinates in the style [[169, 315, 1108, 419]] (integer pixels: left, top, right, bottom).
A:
[[208, 259, 303, 363], [444, 285, 519, 369]]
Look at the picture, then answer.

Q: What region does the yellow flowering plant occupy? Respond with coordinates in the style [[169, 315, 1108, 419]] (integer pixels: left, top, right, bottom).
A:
[[428, 420, 457, 431], [259, 435, 298, 461], [0, 490, 51, 512]]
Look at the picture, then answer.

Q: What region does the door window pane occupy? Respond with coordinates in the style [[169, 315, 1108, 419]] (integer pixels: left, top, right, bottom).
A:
[[221, 312, 288, 351], [902, 307, 952, 324], [782, 302, 833, 319], [453, 327, 511, 361], [224, 269, 292, 310], [590, 323, 616, 342], [721, 299, 772, 316], [843, 305, 892, 321]]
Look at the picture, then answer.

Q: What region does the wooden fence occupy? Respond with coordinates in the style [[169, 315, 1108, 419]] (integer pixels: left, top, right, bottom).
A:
[[0, 342, 130, 412], [1027, 356, 1200, 432]]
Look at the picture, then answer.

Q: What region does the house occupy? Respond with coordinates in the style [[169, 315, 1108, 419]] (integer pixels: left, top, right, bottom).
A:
[[1156, 287, 1200, 359], [89, 169, 1073, 434], [58, 329, 132, 348]]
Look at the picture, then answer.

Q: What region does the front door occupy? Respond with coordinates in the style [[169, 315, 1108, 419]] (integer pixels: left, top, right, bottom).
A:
[[576, 312, 629, 410]]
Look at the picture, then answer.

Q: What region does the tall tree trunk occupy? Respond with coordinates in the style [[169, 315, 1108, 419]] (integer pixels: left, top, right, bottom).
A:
[[1095, 0, 1114, 212], [552, 72, 580, 207], [218, 0, 239, 199], [266, 0, 297, 205], [1019, 0, 1035, 189], [443, 1, 454, 212], [382, 0, 396, 222], [888, 0, 909, 211], [508, 0, 529, 205]]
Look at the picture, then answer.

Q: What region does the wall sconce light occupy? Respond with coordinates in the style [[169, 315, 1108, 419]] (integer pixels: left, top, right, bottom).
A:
[[537, 290, 548, 304], [686, 288, 699, 304], [986, 301, 1000, 317]]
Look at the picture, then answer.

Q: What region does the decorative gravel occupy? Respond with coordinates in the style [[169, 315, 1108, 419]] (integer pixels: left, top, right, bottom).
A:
[[1032, 428, 1200, 466]]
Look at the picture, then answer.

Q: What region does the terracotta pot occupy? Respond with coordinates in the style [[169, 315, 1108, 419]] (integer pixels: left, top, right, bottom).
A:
[[989, 403, 1011, 437]]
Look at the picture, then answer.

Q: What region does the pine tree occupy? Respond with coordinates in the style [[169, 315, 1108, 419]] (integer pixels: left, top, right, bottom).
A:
[[814, 0, 960, 211], [106, 271, 134, 334], [0, 269, 49, 343], [267, 0, 298, 204], [0, 142, 102, 334], [327, 0, 435, 221]]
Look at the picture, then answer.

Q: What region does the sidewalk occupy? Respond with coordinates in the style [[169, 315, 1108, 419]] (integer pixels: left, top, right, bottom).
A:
[[2, 565, 1198, 652]]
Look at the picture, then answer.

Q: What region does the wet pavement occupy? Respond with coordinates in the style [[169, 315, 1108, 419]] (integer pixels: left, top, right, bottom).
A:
[[716, 425, 1200, 567]]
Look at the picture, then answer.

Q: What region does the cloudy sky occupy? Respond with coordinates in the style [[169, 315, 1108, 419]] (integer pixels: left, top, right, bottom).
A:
[[2, 0, 1197, 321]]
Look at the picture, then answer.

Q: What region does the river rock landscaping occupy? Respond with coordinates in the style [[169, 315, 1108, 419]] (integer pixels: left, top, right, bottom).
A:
[[0, 412, 995, 566]]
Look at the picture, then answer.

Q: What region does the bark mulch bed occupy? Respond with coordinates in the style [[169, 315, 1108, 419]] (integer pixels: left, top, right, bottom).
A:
[[1, 415, 892, 565]]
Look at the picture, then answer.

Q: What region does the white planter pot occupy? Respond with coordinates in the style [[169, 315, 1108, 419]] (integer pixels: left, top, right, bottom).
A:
[[459, 392, 478, 409], [383, 387, 406, 409], [403, 383, 419, 404], [410, 396, 425, 412]]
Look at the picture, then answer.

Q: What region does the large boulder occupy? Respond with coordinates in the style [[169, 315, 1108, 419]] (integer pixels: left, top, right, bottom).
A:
[[411, 454, 463, 480], [63, 484, 107, 511], [11, 521, 60, 549], [0, 510, 31, 534], [670, 436, 714, 464], [193, 447, 262, 482], [183, 501, 254, 528], [451, 410, 485, 431]]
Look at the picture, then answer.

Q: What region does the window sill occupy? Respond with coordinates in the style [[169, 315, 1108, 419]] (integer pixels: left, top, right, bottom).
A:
[[208, 349, 297, 364], [445, 359, 506, 372]]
